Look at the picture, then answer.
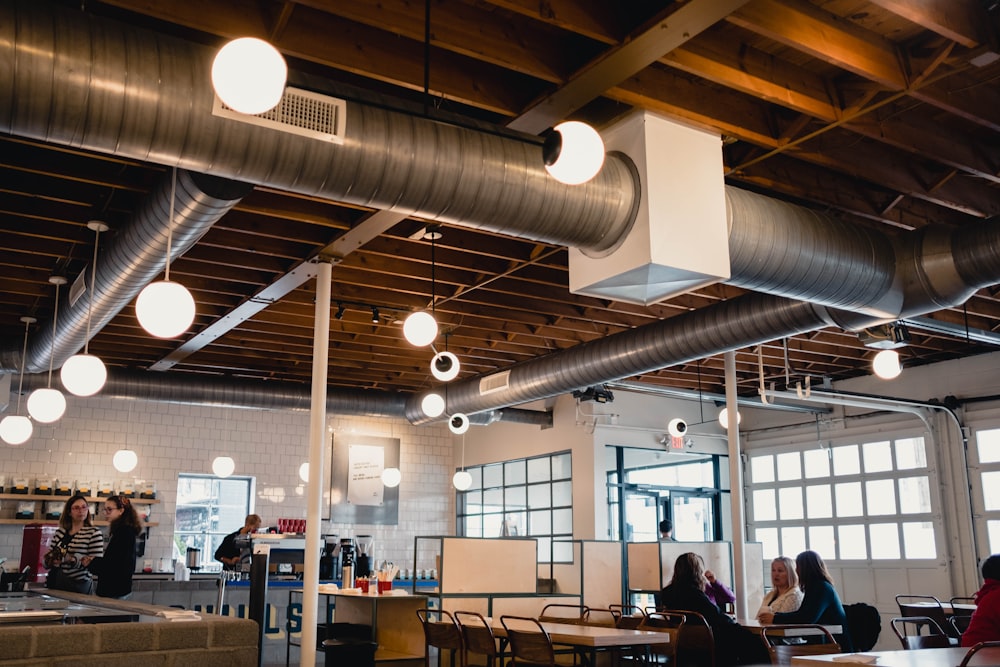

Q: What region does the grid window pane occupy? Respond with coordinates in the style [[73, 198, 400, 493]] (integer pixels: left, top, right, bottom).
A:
[[553, 481, 573, 506], [751, 455, 775, 483], [983, 471, 1000, 511], [806, 485, 833, 519], [528, 483, 550, 508], [527, 457, 549, 483], [505, 460, 526, 485], [505, 485, 526, 508], [866, 479, 897, 516], [778, 487, 804, 520], [464, 515, 482, 537], [898, 477, 932, 514], [466, 489, 482, 508], [483, 463, 503, 487], [902, 521, 937, 558], [483, 488, 503, 507], [835, 482, 863, 517], [803, 449, 831, 478], [753, 489, 776, 521], [552, 453, 572, 480], [776, 453, 802, 481], [781, 526, 806, 557], [976, 429, 1000, 463], [832, 445, 861, 476], [755, 527, 779, 560], [552, 508, 572, 533], [838, 524, 867, 559], [808, 526, 836, 556], [552, 541, 574, 562], [528, 509, 551, 535], [869, 522, 901, 559], [895, 438, 927, 470], [483, 514, 503, 537], [468, 467, 483, 490], [862, 441, 893, 473], [988, 520, 1000, 554]]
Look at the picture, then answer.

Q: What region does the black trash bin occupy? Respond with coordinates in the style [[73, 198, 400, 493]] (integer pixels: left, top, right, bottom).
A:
[[321, 622, 376, 667]]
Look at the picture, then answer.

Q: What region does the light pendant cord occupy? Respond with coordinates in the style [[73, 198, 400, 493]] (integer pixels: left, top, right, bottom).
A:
[[84, 228, 100, 354], [16, 319, 29, 412], [47, 282, 60, 386], [166, 167, 176, 282]]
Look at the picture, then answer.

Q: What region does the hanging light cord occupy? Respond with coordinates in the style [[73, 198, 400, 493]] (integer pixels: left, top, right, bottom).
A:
[[460, 432, 466, 472], [83, 227, 102, 354], [16, 319, 29, 412], [47, 282, 60, 387], [165, 167, 177, 282]]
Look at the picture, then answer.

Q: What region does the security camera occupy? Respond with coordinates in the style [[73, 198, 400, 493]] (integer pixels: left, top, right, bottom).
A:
[[449, 412, 470, 435], [667, 418, 687, 438]]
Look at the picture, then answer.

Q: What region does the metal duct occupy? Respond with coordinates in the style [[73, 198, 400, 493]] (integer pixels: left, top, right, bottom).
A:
[[0, 0, 638, 256], [0, 170, 252, 374]]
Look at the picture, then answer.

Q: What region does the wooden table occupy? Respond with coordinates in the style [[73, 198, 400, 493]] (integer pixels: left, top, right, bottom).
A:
[[790, 646, 1000, 666], [739, 618, 843, 637], [492, 618, 669, 666]]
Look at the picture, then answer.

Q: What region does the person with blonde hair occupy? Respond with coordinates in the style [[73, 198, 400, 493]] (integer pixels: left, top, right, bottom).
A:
[[756, 555, 803, 618]]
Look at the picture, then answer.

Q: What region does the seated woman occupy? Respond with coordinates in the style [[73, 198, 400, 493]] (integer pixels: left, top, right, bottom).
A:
[[757, 556, 804, 618], [758, 550, 853, 651], [962, 553, 1000, 646], [660, 552, 770, 667]]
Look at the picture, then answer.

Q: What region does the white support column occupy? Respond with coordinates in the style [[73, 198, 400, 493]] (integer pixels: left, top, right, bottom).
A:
[[725, 350, 749, 619], [300, 261, 332, 667]]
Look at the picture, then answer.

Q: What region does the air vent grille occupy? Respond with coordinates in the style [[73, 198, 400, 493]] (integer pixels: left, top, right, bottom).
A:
[[212, 87, 346, 143], [479, 370, 511, 395]]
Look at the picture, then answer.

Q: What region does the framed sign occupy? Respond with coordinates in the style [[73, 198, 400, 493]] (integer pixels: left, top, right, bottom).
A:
[[329, 433, 399, 525]]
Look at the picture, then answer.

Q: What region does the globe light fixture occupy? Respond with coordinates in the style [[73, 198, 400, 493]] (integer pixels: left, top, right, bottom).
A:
[[452, 470, 472, 491], [112, 449, 138, 473], [431, 350, 460, 382], [448, 413, 470, 435], [2, 316, 36, 446], [136, 168, 196, 339], [403, 311, 438, 347], [718, 408, 742, 430], [28, 276, 68, 423], [299, 462, 309, 483], [873, 349, 902, 380], [62, 221, 108, 397], [211, 38, 287, 115], [381, 467, 402, 488], [421, 392, 445, 418], [213, 456, 236, 478], [543, 121, 605, 185]]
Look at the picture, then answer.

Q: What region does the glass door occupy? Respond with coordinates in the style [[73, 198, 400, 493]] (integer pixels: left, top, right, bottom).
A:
[[670, 491, 717, 541], [621, 487, 662, 542]]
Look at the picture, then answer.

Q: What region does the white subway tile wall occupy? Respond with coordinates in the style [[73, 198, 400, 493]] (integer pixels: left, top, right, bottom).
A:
[[0, 397, 455, 573]]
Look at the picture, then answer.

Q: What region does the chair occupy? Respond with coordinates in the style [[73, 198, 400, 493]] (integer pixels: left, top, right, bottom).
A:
[[951, 596, 977, 617], [582, 608, 620, 628], [895, 595, 957, 643], [889, 615, 951, 650], [958, 640, 1000, 667], [665, 609, 715, 667], [611, 605, 647, 630], [951, 613, 974, 637], [454, 611, 498, 667], [500, 615, 558, 667], [639, 612, 685, 665], [416, 609, 465, 667], [539, 604, 588, 624], [760, 625, 841, 667]]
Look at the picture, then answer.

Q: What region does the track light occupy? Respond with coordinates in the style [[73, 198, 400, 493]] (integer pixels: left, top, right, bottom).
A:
[[371, 306, 380, 323], [335, 303, 345, 320]]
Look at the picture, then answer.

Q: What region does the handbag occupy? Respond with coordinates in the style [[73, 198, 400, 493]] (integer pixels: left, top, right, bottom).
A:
[[42, 532, 73, 570], [45, 566, 93, 594]]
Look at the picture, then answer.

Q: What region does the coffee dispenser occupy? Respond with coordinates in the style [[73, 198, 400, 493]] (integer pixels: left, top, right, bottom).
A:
[[339, 537, 355, 585], [355, 534, 374, 578], [319, 534, 339, 580]]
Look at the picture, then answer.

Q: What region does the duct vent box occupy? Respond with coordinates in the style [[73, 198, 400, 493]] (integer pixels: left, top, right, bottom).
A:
[[213, 87, 346, 144], [479, 370, 511, 396], [569, 111, 729, 305]]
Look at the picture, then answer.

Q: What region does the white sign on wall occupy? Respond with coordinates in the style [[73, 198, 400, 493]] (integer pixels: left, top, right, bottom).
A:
[[347, 444, 385, 506]]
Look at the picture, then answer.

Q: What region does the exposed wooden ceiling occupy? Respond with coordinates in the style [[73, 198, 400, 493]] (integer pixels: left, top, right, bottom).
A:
[[2, 0, 999, 404]]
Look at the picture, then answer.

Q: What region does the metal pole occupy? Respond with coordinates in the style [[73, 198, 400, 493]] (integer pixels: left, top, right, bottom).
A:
[[724, 351, 749, 619]]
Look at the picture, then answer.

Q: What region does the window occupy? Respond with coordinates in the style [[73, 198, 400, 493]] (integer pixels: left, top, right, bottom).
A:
[[174, 474, 255, 571], [456, 452, 572, 562], [748, 436, 937, 561], [973, 427, 1000, 553]]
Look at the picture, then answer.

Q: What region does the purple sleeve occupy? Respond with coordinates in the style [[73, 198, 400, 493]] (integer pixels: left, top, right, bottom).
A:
[[707, 580, 736, 605]]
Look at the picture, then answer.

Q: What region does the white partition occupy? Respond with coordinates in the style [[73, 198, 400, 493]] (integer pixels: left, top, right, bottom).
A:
[[440, 537, 537, 593], [581, 541, 623, 610]]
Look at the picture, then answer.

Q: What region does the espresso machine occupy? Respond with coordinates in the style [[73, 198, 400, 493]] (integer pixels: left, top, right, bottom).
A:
[[339, 537, 355, 585], [355, 534, 374, 579], [319, 534, 340, 581]]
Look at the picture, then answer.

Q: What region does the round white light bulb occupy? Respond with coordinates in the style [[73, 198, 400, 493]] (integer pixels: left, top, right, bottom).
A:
[[430, 351, 461, 382], [718, 408, 742, 430], [452, 470, 472, 491], [873, 349, 902, 380], [544, 121, 605, 185], [403, 311, 438, 347], [212, 38, 287, 115], [26, 387, 67, 423], [136, 280, 196, 338], [449, 413, 470, 435], [60, 353, 108, 397], [299, 462, 310, 483], [381, 467, 402, 488], [113, 449, 138, 473], [213, 456, 236, 478], [0, 415, 33, 446], [421, 392, 445, 418]]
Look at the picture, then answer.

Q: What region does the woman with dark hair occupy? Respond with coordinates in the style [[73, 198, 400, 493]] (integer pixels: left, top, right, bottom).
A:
[[759, 550, 853, 651], [660, 553, 770, 667], [88, 494, 143, 599], [45, 494, 104, 594]]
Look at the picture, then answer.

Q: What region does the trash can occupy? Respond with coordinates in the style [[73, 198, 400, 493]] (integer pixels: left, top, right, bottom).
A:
[[321, 622, 376, 667]]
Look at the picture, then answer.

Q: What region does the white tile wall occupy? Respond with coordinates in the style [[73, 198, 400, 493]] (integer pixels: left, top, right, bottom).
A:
[[0, 396, 455, 572]]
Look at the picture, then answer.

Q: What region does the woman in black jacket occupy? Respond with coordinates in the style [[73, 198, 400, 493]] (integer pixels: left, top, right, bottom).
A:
[[88, 495, 143, 599], [660, 552, 770, 667]]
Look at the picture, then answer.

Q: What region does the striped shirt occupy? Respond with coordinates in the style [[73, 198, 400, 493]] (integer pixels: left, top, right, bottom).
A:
[[50, 526, 104, 587]]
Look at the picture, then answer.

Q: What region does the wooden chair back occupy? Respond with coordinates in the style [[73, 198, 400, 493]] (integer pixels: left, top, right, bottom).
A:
[[500, 615, 556, 666], [761, 623, 840, 665], [639, 612, 685, 663], [454, 611, 498, 667], [416, 609, 465, 667], [772, 642, 843, 666], [958, 640, 1000, 667], [889, 615, 951, 650], [664, 609, 715, 667]]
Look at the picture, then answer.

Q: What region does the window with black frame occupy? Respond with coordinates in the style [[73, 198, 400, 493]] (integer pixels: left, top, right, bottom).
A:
[[173, 474, 254, 571], [456, 451, 573, 563]]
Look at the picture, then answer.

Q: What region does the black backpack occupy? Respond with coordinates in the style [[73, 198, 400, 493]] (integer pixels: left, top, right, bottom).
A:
[[844, 602, 882, 652]]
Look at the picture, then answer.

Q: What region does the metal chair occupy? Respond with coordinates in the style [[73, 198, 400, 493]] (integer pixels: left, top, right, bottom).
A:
[[895, 594, 958, 642], [454, 611, 498, 667], [951, 596, 977, 616], [582, 608, 620, 628], [639, 612, 685, 665], [760, 625, 841, 666], [611, 604, 647, 630], [958, 640, 1000, 667], [416, 609, 465, 667], [539, 603, 588, 624], [665, 609, 715, 667], [500, 615, 558, 667], [890, 615, 952, 650], [951, 613, 974, 637]]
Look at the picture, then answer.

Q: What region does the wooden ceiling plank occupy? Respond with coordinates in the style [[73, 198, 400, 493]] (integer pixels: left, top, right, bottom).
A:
[[869, 0, 992, 49]]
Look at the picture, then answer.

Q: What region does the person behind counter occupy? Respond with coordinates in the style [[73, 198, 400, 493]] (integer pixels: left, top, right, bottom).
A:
[[215, 514, 261, 570], [756, 555, 804, 618], [45, 494, 104, 594], [87, 495, 143, 599]]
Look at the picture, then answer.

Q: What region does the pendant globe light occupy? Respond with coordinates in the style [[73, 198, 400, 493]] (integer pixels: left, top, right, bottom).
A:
[[1, 317, 36, 446], [136, 168, 196, 339], [27, 276, 68, 423], [61, 221, 109, 397], [112, 401, 139, 473], [212, 37, 287, 115], [403, 228, 440, 347], [452, 433, 472, 491], [543, 121, 605, 185], [212, 456, 236, 478], [872, 349, 902, 380]]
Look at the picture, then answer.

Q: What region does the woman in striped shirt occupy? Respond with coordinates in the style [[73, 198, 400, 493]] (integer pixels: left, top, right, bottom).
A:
[[46, 494, 104, 594]]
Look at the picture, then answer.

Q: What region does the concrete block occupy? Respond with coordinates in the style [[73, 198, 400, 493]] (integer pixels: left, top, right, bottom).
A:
[[156, 621, 209, 650], [97, 621, 157, 653], [32, 624, 98, 657], [0, 626, 34, 659]]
